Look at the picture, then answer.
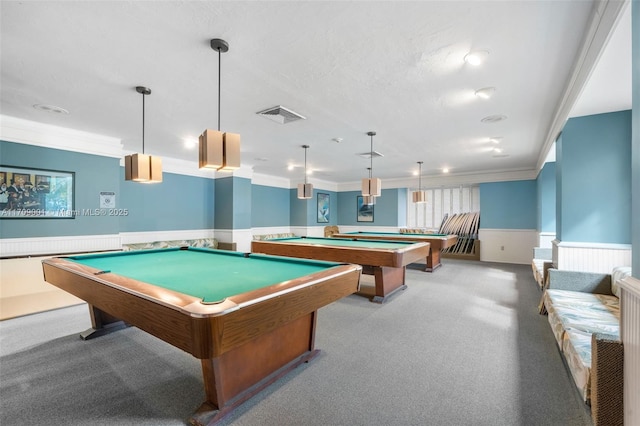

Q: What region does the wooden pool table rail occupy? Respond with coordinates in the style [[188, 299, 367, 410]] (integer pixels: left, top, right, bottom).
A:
[[42, 255, 361, 425]]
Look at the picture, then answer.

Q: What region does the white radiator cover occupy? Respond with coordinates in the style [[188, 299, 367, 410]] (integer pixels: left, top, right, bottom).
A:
[[552, 240, 632, 273], [620, 276, 640, 425]]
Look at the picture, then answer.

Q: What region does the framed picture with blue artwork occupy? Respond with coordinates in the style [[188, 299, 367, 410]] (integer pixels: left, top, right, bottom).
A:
[[357, 195, 374, 222], [317, 193, 329, 223]]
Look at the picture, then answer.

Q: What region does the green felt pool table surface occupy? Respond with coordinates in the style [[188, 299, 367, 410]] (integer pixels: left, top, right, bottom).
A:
[[68, 247, 342, 303], [339, 231, 450, 238], [268, 236, 418, 249]]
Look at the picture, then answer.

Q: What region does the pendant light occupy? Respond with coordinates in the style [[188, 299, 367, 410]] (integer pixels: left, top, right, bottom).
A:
[[412, 161, 427, 203], [297, 145, 313, 199], [125, 86, 162, 183], [199, 38, 240, 171], [361, 131, 381, 197], [363, 167, 375, 205]]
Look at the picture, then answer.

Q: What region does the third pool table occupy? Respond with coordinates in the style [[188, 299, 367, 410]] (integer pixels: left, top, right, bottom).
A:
[[251, 236, 429, 303], [332, 231, 458, 272]]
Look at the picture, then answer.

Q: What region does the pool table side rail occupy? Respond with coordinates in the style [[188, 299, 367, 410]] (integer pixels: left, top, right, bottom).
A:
[[251, 240, 430, 269], [42, 258, 361, 359]]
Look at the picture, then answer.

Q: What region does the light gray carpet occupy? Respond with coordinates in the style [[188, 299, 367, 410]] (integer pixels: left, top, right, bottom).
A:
[[0, 259, 592, 425]]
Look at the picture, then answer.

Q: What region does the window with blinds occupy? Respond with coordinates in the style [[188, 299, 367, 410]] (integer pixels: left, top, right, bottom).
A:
[[407, 186, 480, 230]]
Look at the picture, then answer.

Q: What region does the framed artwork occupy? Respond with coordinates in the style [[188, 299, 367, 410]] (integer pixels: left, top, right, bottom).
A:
[[317, 193, 330, 223], [0, 165, 75, 219], [357, 195, 374, 222]]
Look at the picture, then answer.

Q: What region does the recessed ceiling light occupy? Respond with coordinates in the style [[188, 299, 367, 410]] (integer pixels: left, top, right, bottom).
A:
[[474, 87, 496, 99], [464, 50, 489, 66], [442, 168, 450, 174], [33, 104, 69, 114], [183, 138, 198, 149], [481, 114, 507, 123], [287, 164, 295, 171]]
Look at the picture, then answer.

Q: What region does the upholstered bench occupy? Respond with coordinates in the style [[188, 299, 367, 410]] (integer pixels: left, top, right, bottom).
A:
[[541, 266, 630, 425], [531, 247, 553, 289]]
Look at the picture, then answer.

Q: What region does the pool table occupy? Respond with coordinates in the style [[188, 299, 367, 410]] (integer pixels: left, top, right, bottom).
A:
[[332, 232, 458, 272], [41, 247, 361, 426], [251, 237, 429, 303]]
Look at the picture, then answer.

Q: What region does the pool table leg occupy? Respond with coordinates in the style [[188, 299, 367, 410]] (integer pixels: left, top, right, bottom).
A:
[[80, 304, 130, 340], [361, 265, 407, 303], [189, 312, 320, 426], [425, 243, 444, 272]]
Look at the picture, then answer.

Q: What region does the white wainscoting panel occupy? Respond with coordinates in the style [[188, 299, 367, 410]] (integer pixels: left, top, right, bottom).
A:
[[0, 234, 122, 257], [619, 276, 640, 425], [553, 240, 632, 273], [538, 232, 556, 248], [478, 229, 537, 265]]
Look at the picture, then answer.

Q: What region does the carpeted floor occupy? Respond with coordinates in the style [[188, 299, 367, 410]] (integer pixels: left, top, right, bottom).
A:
[[0, 259, 592, 425]]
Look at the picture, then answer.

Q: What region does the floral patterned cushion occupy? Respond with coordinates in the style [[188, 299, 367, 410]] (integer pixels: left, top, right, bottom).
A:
[[562, 329, 593, 402], [543, 288, 620, 403]]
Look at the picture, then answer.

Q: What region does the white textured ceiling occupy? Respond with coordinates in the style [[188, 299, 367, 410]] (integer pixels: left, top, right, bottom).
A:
[[0, 1, 631, 185]]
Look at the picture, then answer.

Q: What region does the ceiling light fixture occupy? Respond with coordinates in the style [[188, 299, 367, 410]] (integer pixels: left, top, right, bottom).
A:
[[489, 137, 503, 144], [297, 145, 313, 199], [363, 168, 375, 205], [464, 50, 489, 66], [481, 114, 507, 123], [32, 104, 69, 114], [474, 87, 496, 99], [199, 38, 240, 171], [361, 131, 381, 198], [412, 161, 427, 203], [125, 86, 162, 183]]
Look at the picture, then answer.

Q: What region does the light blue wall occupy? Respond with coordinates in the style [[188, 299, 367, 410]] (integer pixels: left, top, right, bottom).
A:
[[337, 189, 404, 227], [633, 0, 639, 277], [537, 162, 556, 233], [119, 170, 214, 231], [289, 188, 338, 226], [252, 184, 290, 227], [556, 110, 632, 244], [479, 180, 537, 229], [0, 141, 121, 238], [215, 176, 251, 230]]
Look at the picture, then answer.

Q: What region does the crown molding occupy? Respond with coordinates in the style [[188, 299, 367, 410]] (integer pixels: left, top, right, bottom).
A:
[[0, 115, 123, 158]]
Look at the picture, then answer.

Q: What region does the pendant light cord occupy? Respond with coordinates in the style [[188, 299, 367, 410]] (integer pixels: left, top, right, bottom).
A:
[[217, 47, 221, 131], [370, 134, 373, 174], [141, 92, 145, 154]]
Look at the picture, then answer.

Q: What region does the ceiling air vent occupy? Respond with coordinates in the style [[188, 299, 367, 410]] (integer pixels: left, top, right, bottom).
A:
[[358, 151, 384, 159], [256, 105, 306, 124]]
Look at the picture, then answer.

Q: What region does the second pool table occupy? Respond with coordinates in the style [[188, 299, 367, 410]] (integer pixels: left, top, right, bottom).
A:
[[42, 247, 361, 425], [251, 236, 430, 303], [332, 231, 458, 272]]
